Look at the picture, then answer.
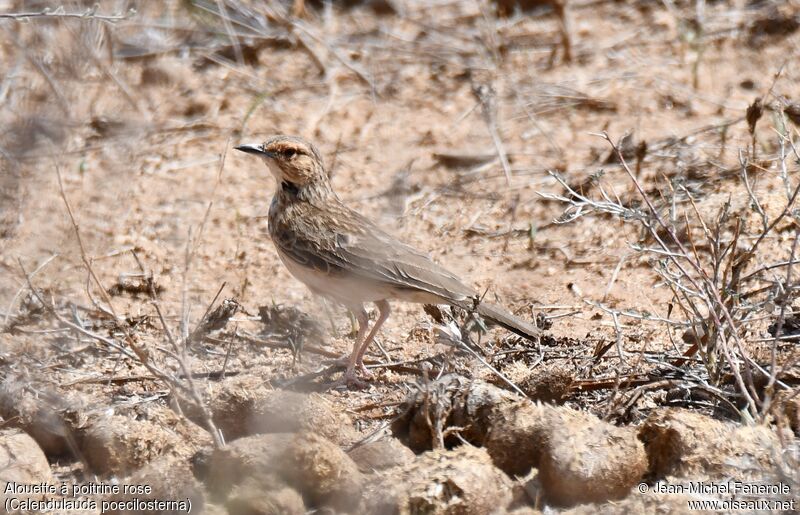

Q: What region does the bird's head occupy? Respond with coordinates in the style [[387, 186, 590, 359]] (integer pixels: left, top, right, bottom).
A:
[[235, 135, 327, 189]]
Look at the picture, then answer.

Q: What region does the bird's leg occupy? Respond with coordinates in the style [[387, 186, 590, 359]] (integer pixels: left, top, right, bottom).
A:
[[341, 306, 370, 387], [354, 300, 391, 376]]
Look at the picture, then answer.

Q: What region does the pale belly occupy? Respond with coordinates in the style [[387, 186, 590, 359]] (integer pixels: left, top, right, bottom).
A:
[[275, 248, 445, 308]]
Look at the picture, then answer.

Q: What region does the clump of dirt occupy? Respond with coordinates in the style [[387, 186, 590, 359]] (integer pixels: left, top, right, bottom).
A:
[[0, 376, 80, 456], [348, 437, 416, 473], [206, 432, 363, 512], [486, 401, 647, 507], [178, 375, 356, 444], [393, 375, 647, 507], [365, 445, 514, 514], [225, 479, 306, 515], [639, 408, 786, 482], [104, 456, 208, 515], [560, 490, 700, 515], [782, 395, 800, 436], [0, 429, 54, 502], [1, 376, 211, 477], [516, 363, 574, 403], [78, 410, 209, 476]]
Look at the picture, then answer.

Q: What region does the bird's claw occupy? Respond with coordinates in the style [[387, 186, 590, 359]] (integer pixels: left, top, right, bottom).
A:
[[331, 368, 369, 389], [357, 362, 373, 378], [327, 354, 373, 382]]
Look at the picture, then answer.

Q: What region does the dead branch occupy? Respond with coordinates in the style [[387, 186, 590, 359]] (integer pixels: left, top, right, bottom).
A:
[[0, 6, 134, 22], [56, 166, 119, 320]]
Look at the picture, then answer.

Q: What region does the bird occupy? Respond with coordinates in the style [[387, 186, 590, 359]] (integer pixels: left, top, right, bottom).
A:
[[235, 135, 541, 386]]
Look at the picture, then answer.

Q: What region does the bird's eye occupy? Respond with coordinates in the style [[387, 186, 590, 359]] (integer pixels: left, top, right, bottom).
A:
[[283, 148, 296, 158]]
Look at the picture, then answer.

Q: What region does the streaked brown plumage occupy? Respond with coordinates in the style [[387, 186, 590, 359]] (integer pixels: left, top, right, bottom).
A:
[[236, 135, 541, 386]]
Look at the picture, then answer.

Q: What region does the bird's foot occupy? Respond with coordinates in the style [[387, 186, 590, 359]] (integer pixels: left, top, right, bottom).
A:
[[327, 354, 373, 388], [329, 354, 373, 377], [330, 367, 369, 389], [357, 361, 374, 378]]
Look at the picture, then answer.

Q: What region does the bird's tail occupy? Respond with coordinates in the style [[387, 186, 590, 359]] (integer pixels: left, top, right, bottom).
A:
[[476, 301, 541, 341]]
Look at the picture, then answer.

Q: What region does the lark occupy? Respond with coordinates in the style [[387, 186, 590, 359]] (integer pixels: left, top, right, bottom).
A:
[[236, 135, 541, 386]]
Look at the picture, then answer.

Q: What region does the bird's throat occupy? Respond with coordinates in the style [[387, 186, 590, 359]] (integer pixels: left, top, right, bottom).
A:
[[278, 179, 336, 205], [281, 181, 299, 195]]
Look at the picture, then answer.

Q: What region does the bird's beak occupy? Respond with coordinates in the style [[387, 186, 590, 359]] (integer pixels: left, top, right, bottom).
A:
[[234, 143, 274, 158]]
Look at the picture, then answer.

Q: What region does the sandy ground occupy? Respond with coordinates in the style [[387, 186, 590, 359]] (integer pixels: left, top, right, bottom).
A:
[[1, 0, 799, 512]]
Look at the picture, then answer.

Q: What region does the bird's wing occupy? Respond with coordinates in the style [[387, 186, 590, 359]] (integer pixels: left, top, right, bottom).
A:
[[272, 201, 476, 302]]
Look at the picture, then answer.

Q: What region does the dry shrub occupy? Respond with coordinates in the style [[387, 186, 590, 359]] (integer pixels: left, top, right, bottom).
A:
[[394, 374, 517, 452], [544, 126, 800, 423]]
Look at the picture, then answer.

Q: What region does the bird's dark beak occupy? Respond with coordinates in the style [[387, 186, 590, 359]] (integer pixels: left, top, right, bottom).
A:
[[235, 143, 274, 158]]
